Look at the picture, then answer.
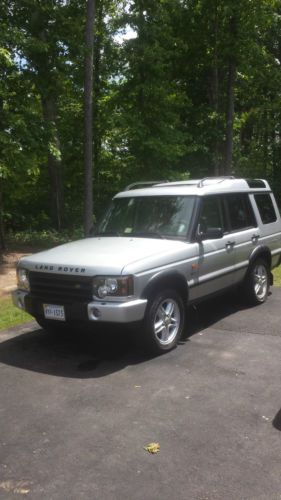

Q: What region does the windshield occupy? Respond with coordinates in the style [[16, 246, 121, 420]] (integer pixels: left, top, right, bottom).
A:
[[98, 195, 195, 239]]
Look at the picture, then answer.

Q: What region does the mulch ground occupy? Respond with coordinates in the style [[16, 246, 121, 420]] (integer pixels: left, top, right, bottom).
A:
[[0, 246, 38, 297]]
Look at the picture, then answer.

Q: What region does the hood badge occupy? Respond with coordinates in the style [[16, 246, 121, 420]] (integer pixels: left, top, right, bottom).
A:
[[35, 264, 86, 273]]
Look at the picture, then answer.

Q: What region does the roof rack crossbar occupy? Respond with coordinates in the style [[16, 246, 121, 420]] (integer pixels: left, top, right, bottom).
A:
[[124, 180, 169, 191], [198, 176, 235, 188]]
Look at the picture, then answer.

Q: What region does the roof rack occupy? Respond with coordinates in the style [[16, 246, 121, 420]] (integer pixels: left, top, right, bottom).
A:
[[197, 176, 235, 188], [124, 180, 169, 191], [156, 180, 199, 187]]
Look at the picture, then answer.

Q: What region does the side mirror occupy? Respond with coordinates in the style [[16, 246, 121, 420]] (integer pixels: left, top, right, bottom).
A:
[[197, 226, 223, 241]]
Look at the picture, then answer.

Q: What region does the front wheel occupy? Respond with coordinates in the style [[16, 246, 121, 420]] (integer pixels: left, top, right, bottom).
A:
[[242, 258, 270, 305], [143, 289, 185, 354]]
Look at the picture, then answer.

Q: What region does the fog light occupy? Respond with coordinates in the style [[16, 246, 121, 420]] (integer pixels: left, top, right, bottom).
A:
[[91, 307, 101, 319]]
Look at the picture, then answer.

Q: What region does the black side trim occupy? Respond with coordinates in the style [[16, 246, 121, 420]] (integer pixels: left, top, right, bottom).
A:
[[189, 283, 239, 306], [248, 245, 272, 266], [142, 271, 188, 299]]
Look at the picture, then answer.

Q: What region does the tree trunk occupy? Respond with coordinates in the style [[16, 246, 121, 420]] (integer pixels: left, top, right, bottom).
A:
[[212, 1, 220, 176], [0, 179, 6, 251], [272, 122, 281, 200], [41, 96, 64, 231], [93, 0, 103, 178], [212, 67, 220, 176], [263, 111, 269, 179], [84, 0, 96, 236], [225, 14, 237, 176], [33, 17, 65, 231], [225, 59, 236, 175], [0, 95, 6, 251]]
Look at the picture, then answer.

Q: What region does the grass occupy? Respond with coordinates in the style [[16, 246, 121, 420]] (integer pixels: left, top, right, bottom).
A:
[[0, 297, 32, 331], [273, 266, 281, 286]]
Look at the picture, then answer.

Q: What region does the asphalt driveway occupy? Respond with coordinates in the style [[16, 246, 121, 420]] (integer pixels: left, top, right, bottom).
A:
[[0, 289, 281, 499]]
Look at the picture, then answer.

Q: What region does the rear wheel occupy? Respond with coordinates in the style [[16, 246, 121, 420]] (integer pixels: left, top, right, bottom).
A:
[[242, 258, 270, 305], [143, 289, 185, 354]]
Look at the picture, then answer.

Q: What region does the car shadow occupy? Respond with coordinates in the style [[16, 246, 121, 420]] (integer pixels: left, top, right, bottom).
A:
[[0, 323, 157, 379], [181, 290, 252, 341], [0, 292, 254, 379]]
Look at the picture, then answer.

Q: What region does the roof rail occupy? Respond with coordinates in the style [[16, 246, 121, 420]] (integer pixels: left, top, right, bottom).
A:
[[124, 180, 169, 191], [197, 176, 235, 188]]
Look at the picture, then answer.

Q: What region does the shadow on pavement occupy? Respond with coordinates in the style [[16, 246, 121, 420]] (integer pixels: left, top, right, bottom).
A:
[[182, 291, 252, 340], [0, 323, 157, 379], [0, 292, 254, 379]]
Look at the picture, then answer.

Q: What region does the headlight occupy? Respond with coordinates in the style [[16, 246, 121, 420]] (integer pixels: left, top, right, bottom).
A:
[[17, 268, 30, 291], [93, 276, 133, 299]]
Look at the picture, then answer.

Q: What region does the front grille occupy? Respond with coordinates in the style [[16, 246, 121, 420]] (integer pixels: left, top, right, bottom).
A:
[[29, 272, 93, 302]]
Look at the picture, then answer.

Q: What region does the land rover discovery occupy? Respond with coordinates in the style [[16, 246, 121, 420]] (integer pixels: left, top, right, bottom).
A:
[[12, 177, 281, 353]]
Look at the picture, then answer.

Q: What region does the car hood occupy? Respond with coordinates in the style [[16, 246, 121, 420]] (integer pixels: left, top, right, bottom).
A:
[[18, 236, 194, 276]]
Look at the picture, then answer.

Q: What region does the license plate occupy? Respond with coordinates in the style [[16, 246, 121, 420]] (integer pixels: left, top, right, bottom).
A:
[[43, 304, 66, 321]]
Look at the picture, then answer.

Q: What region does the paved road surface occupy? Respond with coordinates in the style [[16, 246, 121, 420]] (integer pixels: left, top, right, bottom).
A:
[[0, 289, 281, 499]]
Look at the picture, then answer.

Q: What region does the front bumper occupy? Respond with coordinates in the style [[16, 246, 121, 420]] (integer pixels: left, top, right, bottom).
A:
[[12, 289, 147, 324]]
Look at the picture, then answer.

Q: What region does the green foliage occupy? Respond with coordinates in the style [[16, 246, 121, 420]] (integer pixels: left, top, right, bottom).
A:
[[0, 0, 281, 235], [114, 0, 191, 179], [273, 266, 281, 287], [0, 297, 32, 331], [8, 227, 84, 248]]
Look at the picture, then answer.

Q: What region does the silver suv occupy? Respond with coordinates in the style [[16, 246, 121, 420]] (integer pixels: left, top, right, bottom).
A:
[[13, 177, 281, 353]]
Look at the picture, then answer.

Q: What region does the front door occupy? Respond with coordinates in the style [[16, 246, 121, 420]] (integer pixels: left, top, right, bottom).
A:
[[190, 195, 235, 301]]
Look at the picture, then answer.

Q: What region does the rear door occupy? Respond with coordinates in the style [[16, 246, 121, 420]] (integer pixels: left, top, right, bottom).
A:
[[224, 193, 258, 284], [252, 192, 281, 268]]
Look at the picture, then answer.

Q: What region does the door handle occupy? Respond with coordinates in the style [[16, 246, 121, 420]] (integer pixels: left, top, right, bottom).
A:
[[251, 234, 260, 243], [225, 241, 235, 250]]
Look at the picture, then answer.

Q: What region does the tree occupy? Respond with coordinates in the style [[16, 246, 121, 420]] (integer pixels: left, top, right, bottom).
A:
[[0, 0, 280, 238], [84, 0, 96, 236], [112, 0, 189, 182], [6, 0, 67, 230]]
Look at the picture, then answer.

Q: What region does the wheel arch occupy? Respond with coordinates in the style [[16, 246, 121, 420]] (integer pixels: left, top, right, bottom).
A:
[[141, 271, 188, 302], [248, 245, 272, 269], [241, 245, 271, 305]]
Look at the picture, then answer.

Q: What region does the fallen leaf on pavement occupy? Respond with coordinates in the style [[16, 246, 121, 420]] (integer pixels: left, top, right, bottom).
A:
[[0, 479, 32, 495], [144, 442, 160, 454]]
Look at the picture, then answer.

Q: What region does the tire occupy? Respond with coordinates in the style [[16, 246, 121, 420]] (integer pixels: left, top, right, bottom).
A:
[[143, 289, 185, 354], [242, 258, 270, 305]]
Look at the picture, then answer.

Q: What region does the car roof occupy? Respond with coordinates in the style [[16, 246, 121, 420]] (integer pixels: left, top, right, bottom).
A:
[[115, 177, 271, 198]]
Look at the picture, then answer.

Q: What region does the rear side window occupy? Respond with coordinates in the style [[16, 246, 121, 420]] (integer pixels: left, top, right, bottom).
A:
[[226, 194, 256, 231], [254, 194, 277, 224]]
